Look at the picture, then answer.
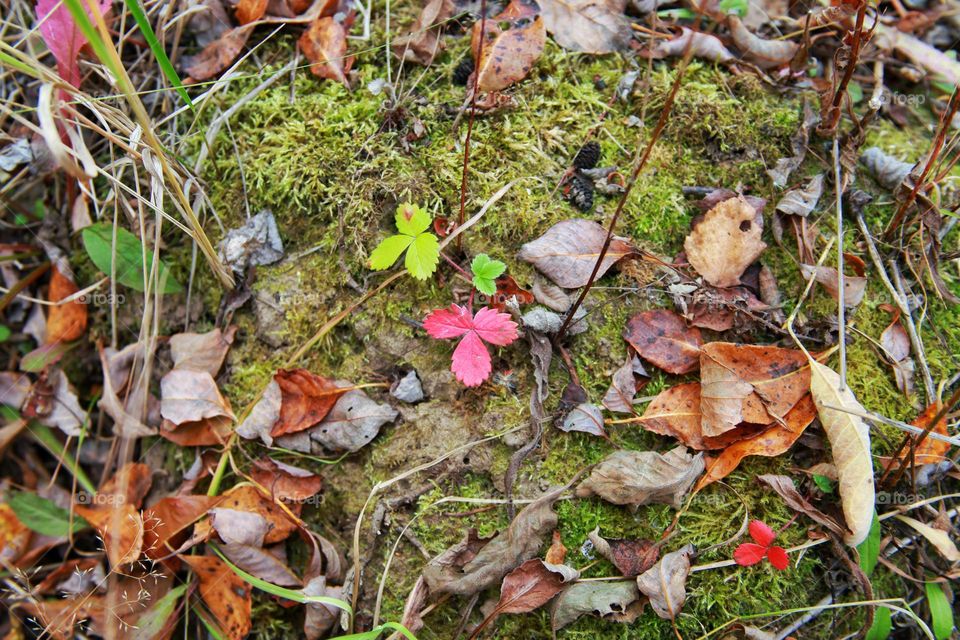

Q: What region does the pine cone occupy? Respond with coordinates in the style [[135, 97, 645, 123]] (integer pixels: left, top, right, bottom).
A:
[[572, 141, 601, 170], [452, 58, 475, 86], [566, 172, 595, 212]]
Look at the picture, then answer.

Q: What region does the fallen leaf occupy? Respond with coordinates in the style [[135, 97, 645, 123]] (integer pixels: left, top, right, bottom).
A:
[[651, 27, 734, 63], [97, 344, 155, 438], [900, 403, 951, 467], [531, 276, 571, 312], [602, 356, 647, 413], [808, 360, 874, 546], [309, 387, 399, 452], [35, 0, 112, 87], [490, 275, 536, 310], [391, 0, 453, 65], [45, 266, 87, 344], [180, 554, 252, 640], [98, 462, 152, 509], [32, 369, 86, 437], [588, 528, 659, 577], [538, 0, 631, 53], [18, 596, 106, 640], [185, 24, 256, 81], [0, 502, 32, 563], [768, 102, 817, 188], [800, 260, 867, 307], [210, 508, 271, 547], [879, 305, 914, 397], [519, 218, 635, 288], [623, 310, 702, 375], [895, 515, 960, 562], [550, 580, 643, 630], [471, 6, 546, 92], [75, 503, 144, 567], [695, 396, 817, 489], [775, 174, 824, 218], [168, 326, 236, 376], [250, 457, 323, 502], [218, 485, 300, 545], [160, 369, 233, 426], [684, 196, 767, 288], [576, 446, 704, 509], [236, 378, 282, 446], [142, 495, 222, 561], [727, 15, 798, 68], [299, 15, 353, 86], [560, 402, 606, 437], [636, 544, 694, 620], [636, 382, 705, 450], [756, 474, 845, 536], [479, 559, 579, 630], [423, 305, 519, 387], [272, 369, 345, 437], [860, 146, 915, 191], [302, 576, 344, 640], [220, 543, 303, 586], [545, 530, 567, 564], [236, 0, 268, 23], [160, 414, 233, 447]]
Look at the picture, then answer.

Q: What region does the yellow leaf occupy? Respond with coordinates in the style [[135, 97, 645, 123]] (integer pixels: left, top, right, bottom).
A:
[[895, 515, 960, 562]]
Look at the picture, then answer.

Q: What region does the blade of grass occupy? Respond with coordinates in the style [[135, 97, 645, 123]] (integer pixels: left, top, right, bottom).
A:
[[121, 0, 194, 109]]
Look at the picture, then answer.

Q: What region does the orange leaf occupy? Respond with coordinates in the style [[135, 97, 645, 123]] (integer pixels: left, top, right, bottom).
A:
[[46, 266, 87, 344], [0, 502, 31, 563], [623, 310, 702, 375], [142, 495, 222, 561], [271, 368, 345, 437], [181, 555, 252, 640], [235, 0, 267, 24], [219, 484, 300, 544], [471, 4, 546, 92], [75, 503, 144, 567], [637, 382, 705, 450], [887, 402, 951, 469], [299, 16, 353, 86]]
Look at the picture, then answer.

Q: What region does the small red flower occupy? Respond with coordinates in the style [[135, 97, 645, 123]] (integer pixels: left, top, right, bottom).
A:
[[734, 520, 789, 570]]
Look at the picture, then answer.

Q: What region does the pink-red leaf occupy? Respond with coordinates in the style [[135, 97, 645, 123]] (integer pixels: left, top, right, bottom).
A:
[[748, 520, 776, 547], [452, 331, 492, 387], [423, 304, 474, 339], [766, 546, 789, 570], [36, 0, 112, 87], [733, 543, 767, 566], [471, 306, 520, 345], [424, 305, 519, 387]]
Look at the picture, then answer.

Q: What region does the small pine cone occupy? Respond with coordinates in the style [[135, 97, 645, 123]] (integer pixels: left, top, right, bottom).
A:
[[452, 58, 475, 86], [567, 172, 595, 212], [572, 141, 601, 170]]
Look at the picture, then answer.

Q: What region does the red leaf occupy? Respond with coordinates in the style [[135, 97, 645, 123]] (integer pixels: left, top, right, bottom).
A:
[[623, 310, 702, 375], [766, 545, 789, 570], [733, 543, 767, 566], [271, 369, 345, 437], [423, 305, 519, 387], [36, 0, 111, 87], [748, 520, 776, 547]]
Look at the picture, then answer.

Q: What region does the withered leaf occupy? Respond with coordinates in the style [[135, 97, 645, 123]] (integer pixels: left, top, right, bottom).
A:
[[220, 543, 302, 586], [98, 462, 152, 509], [272, 369, 345, 438], [74, 504, 143, 567], [768, 102, 817, 188], [210, 508, 271, 547], [236, 0, 268, 23], [550, 580, 643, 631], [236, 378, 282, 446], [636, 544, 695, 620], [727, 15, 798, 68], [651, 27, 733, 62], [180, 554, 252, 640], [879, 304, 914, 397], [46, 266, 87, 344], [160, 414, 233, 447], [623, 310, 702, 375], [168, 326, 236, 376], [303, 576, 344, 639], [143, 495, 222, 561], [160, 369, 233, 426], [637, 382, 704, 450], [299, 15, 353, 86], [185, 24, 255, 81], [35, 369, 86, 437], [602, 356, 646, 414], [588, 528, 659, 577], [472, 4, 546, 92], [560, 402, 606, 437], [545, 530, 567, 564], [251, 457, 323, 502], [539, 0, 631, 53], [775, 174, 824, 218], [576, 446, 704, 509], [800, 261, 867, 307], [757, 474, 844, 536], [684, 196, 767, 288], [391, 0, 453, 65], [484, 558, 578, 625], [309, 387, 398, 452], [884, 402, 951, 472], [218, 484, 300, 545], [519, 218, 635, 289]]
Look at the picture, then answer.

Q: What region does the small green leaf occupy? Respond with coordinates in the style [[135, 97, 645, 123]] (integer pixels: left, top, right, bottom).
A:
[[131, 585, 187, 637], [20, 342, 77, 373], [82, 222, 182, 293], [926, 581, 954, 640], [7, 492, 89, 537], [858, 510, 881, 577], [0, 325, 10, 342], [719, 0, 748, 16], [394, 203, 431, 236], [847, 81, 864, 104], [470, 254, 506, 296], [368, 235, 414, 271], [657, 8, 696, 18], [865, 607, 892, 640], [331, 622, 419, 640], [405, 232, 440, 280], [813, 474, 835, 494]]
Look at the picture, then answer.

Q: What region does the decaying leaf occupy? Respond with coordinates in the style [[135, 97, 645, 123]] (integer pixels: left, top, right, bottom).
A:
[[538, 0, 631, 54], [560, 402, 606, 437], [220, 543, 303, 586], [251, 457, 323, 502], [481, 558, 579, 627], [74, 503, 143, 567], [0, 502, 32, 563], [169, 326, 236, 376], [637, 382, 704, 450], [519, 218, 635, 288], [775, 174, 824, 218], [45, 266, 87, 344], [895, 515, 960, 562], [799, 258, 867, 308], [308, 387, 398, 452], [98, 462, 152, 508], [588, 528, 659, 577], [550, 580, 643, 630], [272, 369, 345, 438], [768, 102, 817, 188], [392, 0, 453, 65], [210, 508, 271, 547], [300, 15, 354, 86], [472, 2, 546, 92], [218, 485, 300, 545], [576, 446, 704, 509], [180, 554, 252, 640], [236, 379, 283, 446], [727, 15, 798, 68], [142, 495, 222, 560], [808, 360, 874, 546], [860, 147, 914, 191], [623, 310, 702, 375], [545, 530, 567, 564], [684, 196, 767, 288], [160, 369, 234, 426], [756, 474, 845, 536], [185, 24, 256, 81], [236, 0, 268, 23], [32, 369, 86, 437], [879, 305, 914, 397], [602, 355, 647, 413], [884, 402, 951, 473], [651, 27, 733, 63], [636, 544, 694, 620]]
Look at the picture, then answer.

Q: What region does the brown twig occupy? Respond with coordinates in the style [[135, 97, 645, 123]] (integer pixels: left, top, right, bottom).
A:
[[456, 0, 487, 252]]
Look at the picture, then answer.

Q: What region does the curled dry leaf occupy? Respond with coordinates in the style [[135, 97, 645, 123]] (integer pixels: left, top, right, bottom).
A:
[[651, 27, 733, 63], [623, 309, 702, 375], [883, 402, 951, 473], [560, 402, 606, 437], [98, 462, 152, 509], [860, 147, 914, 191], [879, 304, 914, 397], [236, 378, 282, 446], [894, 515, 960, 562], [143, 495, 222, 561], [45, 266, 87, 344], [210, 508, 271, 547], [636, 544, 695, 620], [545, 530, 567, 564], [272, 369, 345, 438], [220, 542, 303, 586], [799, 256, 867, 308], [518, 218, 635, 288], [180, 554, 252, 640], [684, 195, 767, 288], [218, 484, 300, 545], [32, 369, 86, 437], [479, 558, 579, 630], [550, 580, 643, 631], [775, 174, 824, 218], [169, 326, 236, 376], [727, 15, 798, 68], [576, 446, 704, 509], [588, 528, 660, 577], [185, 24, 256, 81], [300, 15, 354, 86], [392, 0, 453, 65], [251, 457, 323, 502], [602, 355, 647, 414], [808, 360, 874, 546], [309, 387, 398, 452], [637, 382, 704, 449], [538, 0, 631, 54], [471, 2, 546, 92], [756, 474, 845, 536], [768, 101, 817, 188], [695, 395, 817, 489]]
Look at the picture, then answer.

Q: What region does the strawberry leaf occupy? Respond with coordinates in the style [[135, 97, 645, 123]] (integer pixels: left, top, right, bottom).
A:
[[471, 254, 507, 296], [405, 232, 440, 280], [733, 543, 766, 566], [748, 520, 776, 547], [368, 204, 439, 279], [423, 305, 519, 387], [395, 203, 431, 236], [766, 546, 789, 570], [369, 235, 413, 271]]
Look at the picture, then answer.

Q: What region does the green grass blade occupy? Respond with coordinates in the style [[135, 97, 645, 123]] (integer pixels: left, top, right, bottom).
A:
[[121, 0, 194, 109]]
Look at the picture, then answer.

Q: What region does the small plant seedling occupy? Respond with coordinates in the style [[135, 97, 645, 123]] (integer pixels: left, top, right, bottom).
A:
[[368, 203, 440, 280], [470, 253, 506, 296], [734, 520, 789, 570], [423, 304, 519, 387]]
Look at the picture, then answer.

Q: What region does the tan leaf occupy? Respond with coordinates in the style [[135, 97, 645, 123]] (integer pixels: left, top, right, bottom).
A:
[[518, 218, 635, 288], [142, 495, 223, 561], [250, 457, 323, 502], [636, 382, 705, 450], [545, 530, 567, 564], [651, 27, 733, 63], [471, 8, 546, 92], [808, 360, 874, 546], [538, 0, 631, 53], [168, 326, 236, 376], [623, 310, 702, 375], [684, 195, 767, 288], [46, 266, 87, 344], [271, 369, 345, 438], [727, 15, 798, 68], [895, 515, 960, 562], [75, 504, 144, 567], [636, 544, 694, 620], [160, 369, 233, 426], [799, 262, 867, 307], [180, 555, 252, 640], [391, 0, 453, 65], [576, 446, 704, 509], [98, 462, 152, 509], [299, 15, 353, 86]]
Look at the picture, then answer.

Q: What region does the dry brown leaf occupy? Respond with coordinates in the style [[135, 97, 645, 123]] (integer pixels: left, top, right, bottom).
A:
[[884, 402, 951, 471], [637, 382, 705, 450], [46, 266, 87, 344], [756, 474, 845, 536], [799, 261, 867, 307], [545, 530, 567, 564], [180, 554, 252, 640], [694, 395, 817, 489], [550, 581, 643, 630], [185, 24, 256, 81], [623, 310, 702, 375], [636, 544, 694, 620], [588, 528, 659, 577], [602, 356, 646, 414], [307, 386, 397, 452], [218, 484, 300, 545], [159, 414, 233, 447], [17, 596, 106, 640], [684, 195, 767, 288], [808, 359, 874, 546], [98, 462, 152, 509], [391, 0, 453, 65], [271, 369, 345, 437], [537, 0, 630, 54], [142, 495, 222, 561], [478, 558, 578, 631], [775, 174, 824, 218], [894, 515, 960, 562], [727, 15, 798, 68], [651, 27, 733, 62], [168, 326, 236, 376], [160, 369, 233, 426], [250, 457, 323, 502], [0, 502, 31, 563], [518, 218, 635, 288], [879, 304, 914, 396], [75, 504, 144, 567], [471, 7, 546, 92], [236, 0, 268, 23], [299, 15, 353, 86], [576, 446, 704, 509]]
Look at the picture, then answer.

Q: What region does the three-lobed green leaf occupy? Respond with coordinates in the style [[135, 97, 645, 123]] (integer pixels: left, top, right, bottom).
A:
[[368, 203, 439, 280], [82, 222, 182, 293], [470, 254, 506, 296]]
